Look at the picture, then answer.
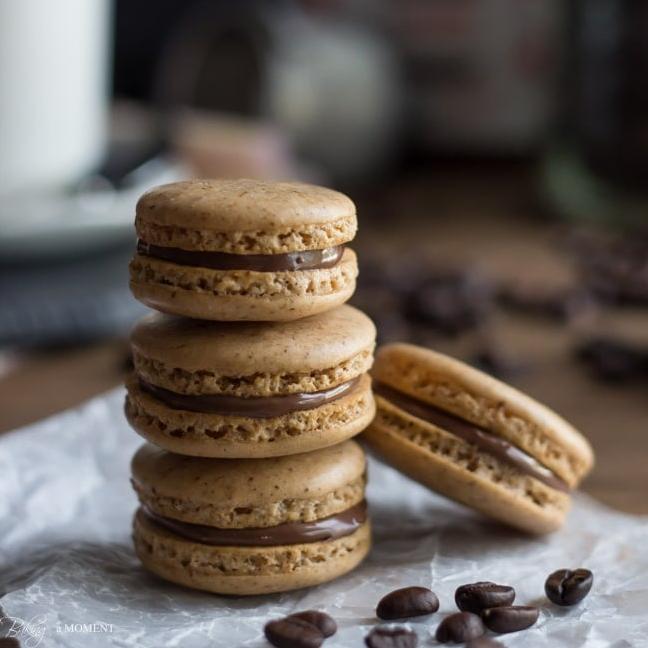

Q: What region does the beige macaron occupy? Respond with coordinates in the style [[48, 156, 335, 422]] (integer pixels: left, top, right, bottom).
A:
[[131, 441, 371, 595], [129, 178, 358, 321], [363, 343, 594, 534], [125, 305, 376, 458]]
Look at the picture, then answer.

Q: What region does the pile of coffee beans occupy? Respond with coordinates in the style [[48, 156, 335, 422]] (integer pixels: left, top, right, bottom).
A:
[[263, 568, 593, 647]]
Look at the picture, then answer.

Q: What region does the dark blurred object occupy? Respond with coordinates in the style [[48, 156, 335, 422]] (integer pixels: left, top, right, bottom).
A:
[[498, 282, 596, 323], [406, 271, 493, 337], [394, 0, 560, 154], [0, 248, 146, 348], [576, 337, 648, 383], [574, 230, 648, 305], [544, 0, 648, 225], [471, 346, 522, 380]]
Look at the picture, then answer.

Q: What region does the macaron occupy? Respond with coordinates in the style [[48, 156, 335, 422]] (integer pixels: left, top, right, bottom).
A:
[[131, 440, 371, 595], [364, 343, 594, 534], [129, 178, 359, 321], [125, 305, 376, 458]]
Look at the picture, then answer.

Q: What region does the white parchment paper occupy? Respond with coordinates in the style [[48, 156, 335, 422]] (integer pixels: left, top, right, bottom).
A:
[[1, 388, 647, 647]]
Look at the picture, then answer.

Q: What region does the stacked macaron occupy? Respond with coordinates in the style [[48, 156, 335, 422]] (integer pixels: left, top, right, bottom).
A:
[[125, 179, 375, 595]]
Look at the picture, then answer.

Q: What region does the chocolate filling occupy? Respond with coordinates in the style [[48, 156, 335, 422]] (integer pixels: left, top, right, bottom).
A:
[[137, 239, 345, 272], [140, 501, 367, 546], [373, 383, 570, 493], [139, 376, 362, 418]]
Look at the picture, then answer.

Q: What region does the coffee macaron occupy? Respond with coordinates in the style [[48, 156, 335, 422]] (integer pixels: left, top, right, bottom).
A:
[[125, 305, 376, 458], [129, 178, 359, 321], [364, 343, 594, 534], [131, 440, 370, 595]]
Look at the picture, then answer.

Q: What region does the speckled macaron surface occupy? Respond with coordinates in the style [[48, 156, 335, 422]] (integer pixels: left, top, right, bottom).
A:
[[129, 178, 359, 321], [364, 343, 594, 534], [130, 441, 370, 595], [125, 305, 376, 458]]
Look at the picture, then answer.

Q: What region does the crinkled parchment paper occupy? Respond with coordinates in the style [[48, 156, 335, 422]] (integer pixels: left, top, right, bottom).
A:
[[1, 389, 647, 647]]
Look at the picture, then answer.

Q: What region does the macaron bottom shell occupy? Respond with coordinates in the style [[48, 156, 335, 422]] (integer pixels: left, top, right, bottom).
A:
[[128, 248, 358, 322], [133, 510, 371, 595]]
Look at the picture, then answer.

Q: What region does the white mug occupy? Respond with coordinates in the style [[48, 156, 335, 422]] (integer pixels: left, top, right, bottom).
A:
[[0, 0, 110, 197]]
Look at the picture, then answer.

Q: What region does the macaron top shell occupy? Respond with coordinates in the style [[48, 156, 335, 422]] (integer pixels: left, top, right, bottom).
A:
[[131, 440, 366, 527], [131, 305, 375, 376], [136, 178, 356, 236], [372, 343, 594, 486]]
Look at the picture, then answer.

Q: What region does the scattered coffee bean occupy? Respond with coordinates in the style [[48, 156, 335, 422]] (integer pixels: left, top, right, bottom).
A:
[[481, 605, 539, 634], [287, 611, 336, 638], [576, 338, 648, 383], [455, 581, 516, 614], [435, 612, 485, 643], [264, 617, 324, 648], [376, 586, 439, 620], [364, 626, 418, 648], [0, 639, 21, 648], [406, 271, 493, 337], [471, 348, 521, 380], [545, 568, 594, 606], [466, 638, 505, 648], [498, 284, 594, 323]]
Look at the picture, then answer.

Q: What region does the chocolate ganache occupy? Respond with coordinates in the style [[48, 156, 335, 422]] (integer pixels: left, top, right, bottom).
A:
[[139, 376, 361, 418], [140, 501, 367, 546], [373, 383, 569, 492], [137, 240, 345, 272]]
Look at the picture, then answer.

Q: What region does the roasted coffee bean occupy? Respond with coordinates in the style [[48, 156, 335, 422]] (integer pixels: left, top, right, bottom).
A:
[[577, 338, 648, 383], [287, 611, 337, 638], [545, 568, 594, 606], [405, 272, 492, 337], [0, 639, 21, 648], [376, 586, 439, 620], [364, 626, 418, 648], [264, 617, 324, 648], [466, 638, 505, 648], [435, 612, 485, 643], [455, 581, 516, 614], [481, 605, 539, 634]]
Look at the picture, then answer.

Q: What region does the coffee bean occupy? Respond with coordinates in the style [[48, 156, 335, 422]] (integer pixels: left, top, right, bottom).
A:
[[481, 605, 539, 634], [364, 626, 418, 648], [435, 612, 485, 643], [545, 568, 594, 606], [466, 638, 505, 648], [287, 611, 337, 638], [264, 617, 324, 648], [577, 338, 648, 383], [455, 581, 516, 614], [376, 586, 439, 620], [0, 639, 21, 648]]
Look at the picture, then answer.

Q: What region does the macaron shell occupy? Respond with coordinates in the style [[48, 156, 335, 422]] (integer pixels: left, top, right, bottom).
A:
[[125, 373, 375, 459], [129, 247, 358, 322], [373, 343, 594, 487], [136, 179, 356, 232], [131, 440, 366, 515], [133, 510, 371, 595], [364, 399, 570, 534], [130, 302, 374, 378]]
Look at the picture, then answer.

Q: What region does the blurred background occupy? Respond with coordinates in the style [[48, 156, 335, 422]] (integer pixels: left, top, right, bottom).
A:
[[1, 0, 648, 512]]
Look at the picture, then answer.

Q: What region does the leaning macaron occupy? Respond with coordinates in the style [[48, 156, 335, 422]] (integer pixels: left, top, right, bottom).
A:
[[131, 441, 370, 595], [364, 343, 594, 534], [129, 178, 358, 321], [125, 305, 376, 458]]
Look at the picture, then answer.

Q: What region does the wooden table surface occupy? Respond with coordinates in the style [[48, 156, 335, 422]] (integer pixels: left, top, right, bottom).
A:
[[1, 166, 646, 515]]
